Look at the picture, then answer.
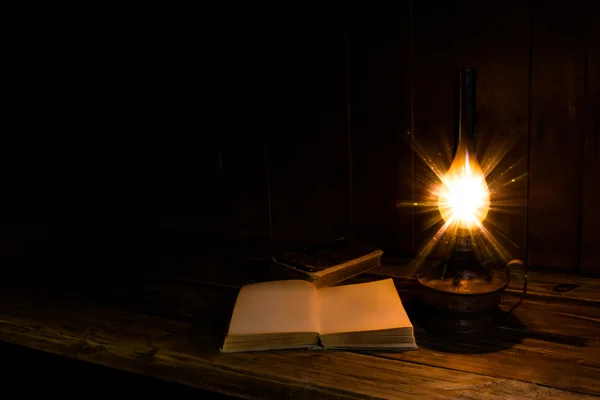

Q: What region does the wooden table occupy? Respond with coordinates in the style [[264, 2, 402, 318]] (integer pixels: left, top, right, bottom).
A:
[[1, 259, 599, 399]]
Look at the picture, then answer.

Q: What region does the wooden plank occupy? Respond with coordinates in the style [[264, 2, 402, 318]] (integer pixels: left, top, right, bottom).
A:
[[348, 1, 413, 255], [438, 380, 594, 400], [412, 0, 530, 263], [4, 262, 599, 396], [136, 8, 237, 259], [84, 246, 600, 307], [579, 2, 600, 276], [0, 342, 235, 399], [53, 240, 597, 308], [366, 263, 600, 305], [220, 31, 271, 243], [257, 10, 350, 246], [0, 289, 577, 400], [528, 0, 587, 270], [412, 0, 458, 256], [377, 295, 600, 396], [142, 3, 274, 248]]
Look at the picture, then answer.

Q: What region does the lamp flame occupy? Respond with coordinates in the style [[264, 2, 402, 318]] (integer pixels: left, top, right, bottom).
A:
[[437, 147, 490, 229]]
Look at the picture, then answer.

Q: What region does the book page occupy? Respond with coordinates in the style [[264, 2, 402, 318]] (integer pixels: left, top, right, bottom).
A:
[[318, 278, 411, 335], [227, 280, 319, 336]]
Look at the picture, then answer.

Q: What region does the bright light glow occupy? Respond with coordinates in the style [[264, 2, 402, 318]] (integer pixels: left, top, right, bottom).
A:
[[437, 149, 490, 229], [399, 131, 528, 270]]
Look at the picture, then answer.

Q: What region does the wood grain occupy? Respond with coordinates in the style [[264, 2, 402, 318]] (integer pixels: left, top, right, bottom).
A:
[[2, 289, 585, 400], [377, 296, 600, 395], [366, 263, 600, 305], [348, 1, 413, 255], [579, 2, 600, 276], [528, 0, 587, 270], [3, 258, 600, 398], [436, 380, 594, 400], [412, 0, 530, 262]]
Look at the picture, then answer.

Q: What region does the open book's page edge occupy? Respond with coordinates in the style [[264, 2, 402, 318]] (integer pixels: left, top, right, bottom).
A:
[[322, 338, 418, 351], [324, 344, 418, 351], [219, 343, 318, 353], [220, 330, 321, 353]]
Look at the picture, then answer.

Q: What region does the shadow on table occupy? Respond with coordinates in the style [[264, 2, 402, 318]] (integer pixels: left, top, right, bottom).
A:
[[189, 313, 233, 354], [405, 297, 587, 355]]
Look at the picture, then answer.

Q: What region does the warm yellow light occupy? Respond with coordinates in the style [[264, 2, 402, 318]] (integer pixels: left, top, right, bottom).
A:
[[437, 145, 490, 229]]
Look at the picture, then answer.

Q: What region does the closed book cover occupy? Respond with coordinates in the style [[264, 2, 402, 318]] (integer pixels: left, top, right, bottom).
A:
[[270, 241, 383, 288]]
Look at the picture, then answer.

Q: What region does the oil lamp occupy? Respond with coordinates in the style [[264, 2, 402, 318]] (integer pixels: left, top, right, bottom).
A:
[[416, 68, 527, 339]]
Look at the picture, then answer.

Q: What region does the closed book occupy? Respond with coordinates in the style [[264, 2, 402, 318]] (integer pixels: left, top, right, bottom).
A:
[[270, 241, 383, 288]]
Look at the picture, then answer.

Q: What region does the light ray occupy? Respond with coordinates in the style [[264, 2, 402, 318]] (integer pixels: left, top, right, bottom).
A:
[[489, 198, 527, 208], [487, 207, 527, 216], [403, 133, 527, 267], [409, 216, 455, 270], [480, 132, 525, 178], [474, 220, 512, 264], [481, 215, 511, 236]]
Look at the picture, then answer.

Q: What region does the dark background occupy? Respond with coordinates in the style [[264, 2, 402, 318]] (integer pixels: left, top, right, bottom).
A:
[[1, 0, 598, 283]]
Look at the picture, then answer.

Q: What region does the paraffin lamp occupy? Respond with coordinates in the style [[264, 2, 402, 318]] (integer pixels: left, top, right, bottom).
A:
[[416, 68, 527, 339]]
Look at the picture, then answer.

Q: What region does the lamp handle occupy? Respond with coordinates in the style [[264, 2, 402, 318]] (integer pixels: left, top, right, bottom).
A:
[[497, 259, 528, 326]]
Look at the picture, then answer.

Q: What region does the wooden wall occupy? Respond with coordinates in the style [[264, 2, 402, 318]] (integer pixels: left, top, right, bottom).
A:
[[4, 1, 596, 276], [136, 0, 598, 273], [579, 1, 600, 275]]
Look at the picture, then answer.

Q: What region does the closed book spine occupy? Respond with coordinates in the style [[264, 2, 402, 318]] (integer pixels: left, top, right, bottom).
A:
[[270, 245, 383, 288]]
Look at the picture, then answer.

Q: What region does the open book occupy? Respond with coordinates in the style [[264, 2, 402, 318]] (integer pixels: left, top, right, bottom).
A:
[[221, 278, 417, 352]]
